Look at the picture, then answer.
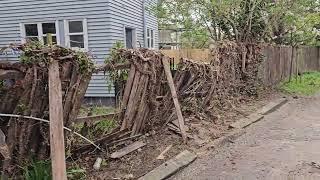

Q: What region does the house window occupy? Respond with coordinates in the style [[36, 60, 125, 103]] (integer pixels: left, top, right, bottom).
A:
[[147, 28, 155, 49], [22, 22, 59, 44], [125, 28, 135, 49], [64, 19, 88, 50]]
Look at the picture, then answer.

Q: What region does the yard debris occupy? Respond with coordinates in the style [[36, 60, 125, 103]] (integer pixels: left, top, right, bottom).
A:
[[110, 141, 146, 159], [0, 42, 93, 174], [161, 42, 263, 125], [156, 145, 173, 160], [0, 41, 264, 178]]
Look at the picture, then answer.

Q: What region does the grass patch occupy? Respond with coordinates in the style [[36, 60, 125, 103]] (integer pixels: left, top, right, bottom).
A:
[[75, 106, 118, 140], [79, 106, 115, 116], [279, 72, 320, 95], [22, 160, 86, 180]]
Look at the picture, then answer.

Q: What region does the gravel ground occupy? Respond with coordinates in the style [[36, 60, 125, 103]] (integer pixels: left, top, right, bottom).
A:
[[171, 94, 320, 180]]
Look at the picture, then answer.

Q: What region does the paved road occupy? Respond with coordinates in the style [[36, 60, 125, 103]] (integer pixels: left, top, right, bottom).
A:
[[172, 95, 320, 180]]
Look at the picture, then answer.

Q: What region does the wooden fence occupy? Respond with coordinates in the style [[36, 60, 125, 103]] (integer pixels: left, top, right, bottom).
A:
[[262, 46, 320, 86], [162, 46, 320, 86], [161, 49, 210, 62]]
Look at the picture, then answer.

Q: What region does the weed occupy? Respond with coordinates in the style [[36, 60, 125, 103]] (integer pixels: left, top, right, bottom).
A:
[[279, 72, 320, 95], [75, 106, 117, 140], [79, 106, 115, 116], [67, 166, 87, 180], [94, 119, 117, 135], [22, 160, 51, 180], [22, 160, 86, 180]]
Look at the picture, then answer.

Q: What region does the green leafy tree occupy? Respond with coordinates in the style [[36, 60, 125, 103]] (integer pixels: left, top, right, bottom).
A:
[[155, 0, 320, 46]]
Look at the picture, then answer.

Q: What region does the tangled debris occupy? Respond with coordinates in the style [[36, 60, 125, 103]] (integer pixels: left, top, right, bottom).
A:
[[0, 41, 264, 178], [161, 41, 263, 123], [0, 42, 93, 175]]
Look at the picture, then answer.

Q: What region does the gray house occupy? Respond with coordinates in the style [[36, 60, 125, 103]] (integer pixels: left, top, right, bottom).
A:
[[0, 0, 158, 104]]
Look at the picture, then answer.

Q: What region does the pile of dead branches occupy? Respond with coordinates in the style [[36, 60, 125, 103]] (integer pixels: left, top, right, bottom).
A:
[[0, 42, 93, 175], [161, 41, 263, 123]]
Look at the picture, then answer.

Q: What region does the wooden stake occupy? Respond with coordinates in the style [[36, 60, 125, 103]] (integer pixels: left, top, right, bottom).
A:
[[48, 34, 67, 180], [162, 57, 187, 143]]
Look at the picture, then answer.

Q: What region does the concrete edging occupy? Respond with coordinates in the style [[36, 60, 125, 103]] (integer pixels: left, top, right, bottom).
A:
[[230, 98, 288, 129]]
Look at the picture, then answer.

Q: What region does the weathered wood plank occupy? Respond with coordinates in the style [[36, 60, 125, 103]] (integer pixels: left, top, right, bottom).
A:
[[110, 141, 146, 159], [162, 57, 187, 143], [138, 150, 197, 180], [0, 129, 10, 160], [48, 60, 67, 180]]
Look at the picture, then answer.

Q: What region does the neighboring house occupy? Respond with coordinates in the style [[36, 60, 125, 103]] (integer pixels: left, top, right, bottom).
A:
[[0, 0, 158, 104], [159, 27, 184, 50]]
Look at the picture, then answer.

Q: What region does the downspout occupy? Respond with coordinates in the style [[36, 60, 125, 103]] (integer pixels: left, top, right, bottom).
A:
[[143, 0, 147, 48]]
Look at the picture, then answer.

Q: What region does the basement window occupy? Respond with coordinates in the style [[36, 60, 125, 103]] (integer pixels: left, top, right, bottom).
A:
[[64, 19, 88, 50], [21, 22, 59, 45], [147, 28, 155, 49]]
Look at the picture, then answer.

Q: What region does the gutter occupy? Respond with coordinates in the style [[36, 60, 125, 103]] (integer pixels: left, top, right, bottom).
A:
[[143, 0, 147, 48]]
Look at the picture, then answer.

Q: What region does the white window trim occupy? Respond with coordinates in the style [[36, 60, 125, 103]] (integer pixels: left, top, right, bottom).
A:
[[64, 19, 89, 51], [124, 26, 137, 49], [20, 21, 60, 45], [146, 28, 155, 49]]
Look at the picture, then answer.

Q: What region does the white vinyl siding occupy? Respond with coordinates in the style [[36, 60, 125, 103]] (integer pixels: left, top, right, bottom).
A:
[[0, 0, 159, 98]]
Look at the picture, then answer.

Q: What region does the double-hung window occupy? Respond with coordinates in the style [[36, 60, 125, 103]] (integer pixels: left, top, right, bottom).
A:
[[64, 19, 88, 50], [21, 21, 59, 45], [147, 28, 155, 49]]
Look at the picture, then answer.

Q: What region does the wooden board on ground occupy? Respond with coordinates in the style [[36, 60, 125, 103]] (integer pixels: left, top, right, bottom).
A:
[[110, 141, 146, 159], [258, 98, 288, 115], [229, 113, 264, 129], [138, 150, 197, 180]]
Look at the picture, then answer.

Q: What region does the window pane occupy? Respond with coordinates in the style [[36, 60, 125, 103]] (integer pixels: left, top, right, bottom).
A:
[[43, 36, 57, 45], [70, 35, 84, 48], [42, 23, 56, 34], [148, 39, 150, 48], [25, 24, 38, 36], [151, 39, 154, 48], [26, 37, 39, 42], [147, 29, 150, 37], [151, 30, 154, 39], [69, 21, 83, 33]]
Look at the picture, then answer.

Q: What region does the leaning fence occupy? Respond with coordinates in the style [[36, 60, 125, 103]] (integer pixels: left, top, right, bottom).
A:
[[161, 45, 320, 86]]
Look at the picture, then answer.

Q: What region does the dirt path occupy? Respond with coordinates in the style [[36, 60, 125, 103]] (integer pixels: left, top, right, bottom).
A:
[[171, 95, 320, 180]]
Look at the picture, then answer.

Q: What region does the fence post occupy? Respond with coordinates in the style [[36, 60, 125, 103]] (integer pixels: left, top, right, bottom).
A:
[[47, 33, 68, 180]]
